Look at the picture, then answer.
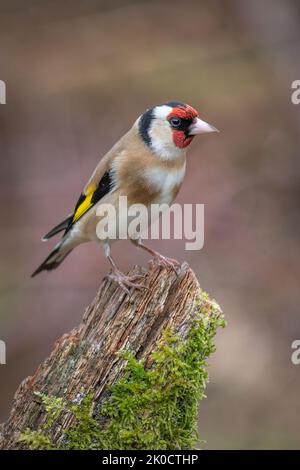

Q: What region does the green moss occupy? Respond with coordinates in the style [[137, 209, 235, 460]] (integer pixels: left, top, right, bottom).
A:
[[19, 294, 225, 450]]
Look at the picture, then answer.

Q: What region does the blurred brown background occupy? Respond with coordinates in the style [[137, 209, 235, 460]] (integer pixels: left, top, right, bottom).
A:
[[0, 0, 300, 449]]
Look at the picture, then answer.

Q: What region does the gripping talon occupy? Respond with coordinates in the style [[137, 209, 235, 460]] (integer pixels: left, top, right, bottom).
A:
[[152, 254, 181, 274], [107, 270, 147, 294]]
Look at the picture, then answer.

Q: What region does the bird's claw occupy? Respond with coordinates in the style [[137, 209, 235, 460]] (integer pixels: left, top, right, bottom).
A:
[[107, 270, 147, 295], [152, 254, 181, 274]]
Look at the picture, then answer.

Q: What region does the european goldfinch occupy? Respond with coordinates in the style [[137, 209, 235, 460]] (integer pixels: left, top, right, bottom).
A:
[[32, 102, 218, 292]]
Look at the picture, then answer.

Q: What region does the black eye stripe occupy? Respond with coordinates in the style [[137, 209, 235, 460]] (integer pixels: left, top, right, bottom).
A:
[[169, 118, 193, 132], [170, 117, 181, 127]]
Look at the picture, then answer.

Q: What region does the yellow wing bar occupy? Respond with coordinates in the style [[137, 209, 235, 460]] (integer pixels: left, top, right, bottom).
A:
[[72, 183, 96, 223]]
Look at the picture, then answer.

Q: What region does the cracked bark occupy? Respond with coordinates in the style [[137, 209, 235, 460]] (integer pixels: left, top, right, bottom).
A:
[[0, 262, 222, 449]]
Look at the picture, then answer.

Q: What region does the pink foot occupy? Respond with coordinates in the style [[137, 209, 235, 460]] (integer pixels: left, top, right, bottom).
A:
[[107, 270, 147, 295], [152, 253, 181, 273]]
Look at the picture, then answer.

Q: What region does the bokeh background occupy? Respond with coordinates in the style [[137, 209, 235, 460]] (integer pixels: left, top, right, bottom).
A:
[[1, 0, 300, 449]]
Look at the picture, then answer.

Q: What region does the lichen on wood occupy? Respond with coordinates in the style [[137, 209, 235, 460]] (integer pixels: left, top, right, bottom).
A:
[[0, 262, 224, 450]]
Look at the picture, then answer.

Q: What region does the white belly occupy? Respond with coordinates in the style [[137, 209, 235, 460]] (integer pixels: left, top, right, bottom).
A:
[[144, 164, 186, 205]]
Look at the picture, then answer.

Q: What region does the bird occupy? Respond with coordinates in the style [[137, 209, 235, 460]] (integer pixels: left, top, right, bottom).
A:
[[32, 101, 218, 292]]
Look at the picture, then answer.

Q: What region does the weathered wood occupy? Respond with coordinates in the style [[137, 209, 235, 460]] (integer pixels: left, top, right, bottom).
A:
[[0, 261, 222, 449]]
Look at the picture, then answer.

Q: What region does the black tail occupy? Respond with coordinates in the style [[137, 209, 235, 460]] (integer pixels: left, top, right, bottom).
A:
[[31, 242, 73, 277], [42, 215, 73, 241]]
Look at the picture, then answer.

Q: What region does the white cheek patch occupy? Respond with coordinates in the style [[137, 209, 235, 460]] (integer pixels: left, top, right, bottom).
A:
[[149, 119, 172, 148], [149, 109, 183, 160]]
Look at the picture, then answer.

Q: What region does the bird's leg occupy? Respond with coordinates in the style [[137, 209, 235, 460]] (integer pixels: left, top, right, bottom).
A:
[[103, 243, 146, 294], [131, 238, 180, 273]]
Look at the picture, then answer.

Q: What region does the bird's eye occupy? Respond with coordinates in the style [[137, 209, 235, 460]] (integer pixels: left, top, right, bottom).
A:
[[170, 117, 181, 128]]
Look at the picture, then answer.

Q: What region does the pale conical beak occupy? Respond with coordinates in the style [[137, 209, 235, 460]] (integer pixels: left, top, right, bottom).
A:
[[188, 117, 219, 135]]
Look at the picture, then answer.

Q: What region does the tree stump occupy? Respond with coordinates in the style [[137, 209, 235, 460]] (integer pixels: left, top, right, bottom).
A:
[[0, 262, 224, 450]]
